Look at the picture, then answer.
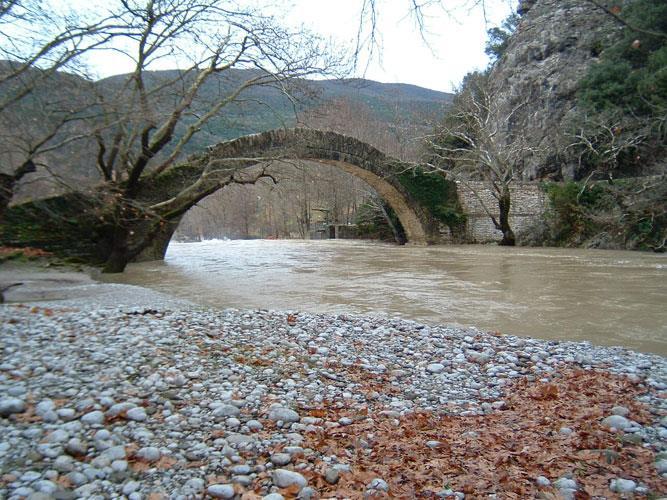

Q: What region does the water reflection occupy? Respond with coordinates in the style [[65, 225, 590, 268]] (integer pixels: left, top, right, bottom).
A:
[[103, 240, 667, 355]]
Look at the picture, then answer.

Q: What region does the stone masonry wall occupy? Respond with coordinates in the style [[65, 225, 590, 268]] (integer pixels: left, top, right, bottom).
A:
[[456, 181, 547, 243]]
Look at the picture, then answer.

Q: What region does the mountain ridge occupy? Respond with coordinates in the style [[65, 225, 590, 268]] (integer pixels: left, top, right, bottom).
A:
[[1, 61, 452, 199]]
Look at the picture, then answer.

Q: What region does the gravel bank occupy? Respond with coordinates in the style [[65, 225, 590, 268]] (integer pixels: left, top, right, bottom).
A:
[[0, 271, 666, 498]]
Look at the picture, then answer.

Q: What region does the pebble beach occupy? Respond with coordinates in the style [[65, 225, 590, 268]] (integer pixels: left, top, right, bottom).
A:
[[1, 267, 666, 499]]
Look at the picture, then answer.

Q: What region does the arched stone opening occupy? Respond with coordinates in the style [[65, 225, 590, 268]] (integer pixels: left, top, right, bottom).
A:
[[138, 158, 428, 261], [135, 129, 440, 262]]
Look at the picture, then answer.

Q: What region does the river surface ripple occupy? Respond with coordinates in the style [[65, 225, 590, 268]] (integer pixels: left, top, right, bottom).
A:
[[104, 240, 667, 355]]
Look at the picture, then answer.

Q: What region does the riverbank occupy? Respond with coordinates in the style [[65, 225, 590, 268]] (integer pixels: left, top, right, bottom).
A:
[[1, 263, 666, 498]]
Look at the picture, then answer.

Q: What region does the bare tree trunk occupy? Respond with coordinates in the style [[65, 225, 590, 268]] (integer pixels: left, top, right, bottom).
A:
[[0, 160, 36, 220], [497, 187, 516, 246], [103, 226, 132, 273], [0, 174, 15, 220]]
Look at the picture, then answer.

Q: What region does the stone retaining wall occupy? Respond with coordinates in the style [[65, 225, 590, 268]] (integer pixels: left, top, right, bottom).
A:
[[456, 181, 548, 243]]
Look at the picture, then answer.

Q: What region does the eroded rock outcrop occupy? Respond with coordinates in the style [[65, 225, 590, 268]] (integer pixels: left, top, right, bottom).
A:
[[487, 0, 621, 180]]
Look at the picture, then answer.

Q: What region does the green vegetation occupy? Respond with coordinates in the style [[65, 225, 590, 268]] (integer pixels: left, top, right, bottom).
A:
[[397, 168, 466, 235], [485, 13, 520, 63], [0, 194, 110, 263], [543, 178, 666, 251], [352, 192, 408, 244], [579, 0, 667, 117], [575, 0, 666, 176]]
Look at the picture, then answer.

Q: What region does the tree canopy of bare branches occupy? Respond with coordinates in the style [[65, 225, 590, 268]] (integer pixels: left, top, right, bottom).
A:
[[0, 0, 346, 272], [425, 74, 540, 245]]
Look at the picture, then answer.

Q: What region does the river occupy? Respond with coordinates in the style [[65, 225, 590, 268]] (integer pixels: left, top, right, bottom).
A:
[[104, 240, 667, 355]]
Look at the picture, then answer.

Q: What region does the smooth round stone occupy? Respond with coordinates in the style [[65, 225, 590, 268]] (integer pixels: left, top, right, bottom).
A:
[[137, 446, 160, 462], [610, 478, 636, 493], [426, 363, 445, 374], [94, 429, 111, 441], [75, 483, 99, 497], [247, 419, 263, 431], [268, 407, 300, 423], [0, 397, 27, 416], [81, 410, 105, 425], [53, 455, 75, 472], [12, 487, 36, 497], [468, 351, 491, 364], [536, 476, 551, 487], [41, 410, 59, 423], [212, 404, 241, 418], [33, 480, 58, 494], [66, 471, 88, 486], [298, 487, 318, 500], [272, 469, 307, 489], [111, 460, 129, 472], [207, 484, 235, 498], [66, 438, 88, 457], [263, 494, 285, 500], [122, 480, 141, 495], [656, 460, 667, 474], [7, 385, 27, 396], [106, 402, 136, 418], [368, 478, 390, 491], [270, 453, 291, 466], [126, 407, 147, 421], [21, 471, 42, 482], [226, 417, 241, 428], [57, 408, 77, 420], [182, 477, 205, 494], [611, 406, 630, 417], [232, 475, 253, 486], [554, 477, 577, 491], [601, 415, 631, 430], [231, 464, 251, 475], [102, 445, 126, 461], [325, 468, 340, 484], [36, 400, 56, 416], [23, 428, 43, 439], [47, 429, 70, 443], [37, 444, 62, 458]]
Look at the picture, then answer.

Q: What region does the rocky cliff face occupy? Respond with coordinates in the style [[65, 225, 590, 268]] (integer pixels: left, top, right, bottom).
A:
[[487, 0, 621, 180]]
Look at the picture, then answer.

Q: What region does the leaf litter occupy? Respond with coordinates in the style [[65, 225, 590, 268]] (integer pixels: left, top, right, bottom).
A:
[[297, 369, 665, 498]]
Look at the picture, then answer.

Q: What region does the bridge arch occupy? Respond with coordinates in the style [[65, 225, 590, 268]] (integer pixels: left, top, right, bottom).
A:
[[137, 128, 439, 261]]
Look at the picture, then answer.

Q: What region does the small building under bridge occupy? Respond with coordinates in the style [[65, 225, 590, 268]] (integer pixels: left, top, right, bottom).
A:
[[309, 223, 359, 240]]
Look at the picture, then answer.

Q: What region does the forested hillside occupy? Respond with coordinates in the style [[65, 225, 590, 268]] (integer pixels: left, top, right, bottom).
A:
[[1, 62, 451, 201]]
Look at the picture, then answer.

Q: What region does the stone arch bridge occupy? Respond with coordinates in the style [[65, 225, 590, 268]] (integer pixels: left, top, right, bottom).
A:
[[135, 128, 442, 260], [0, 128, 447, 268]]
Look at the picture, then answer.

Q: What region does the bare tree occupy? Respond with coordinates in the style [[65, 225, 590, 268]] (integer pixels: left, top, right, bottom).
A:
[[425, 75, 539, 245], [567, 113, 648, 196], [0, 0, 123, 217], [0, 0, 120, 111], [0, 0, 344, 271]]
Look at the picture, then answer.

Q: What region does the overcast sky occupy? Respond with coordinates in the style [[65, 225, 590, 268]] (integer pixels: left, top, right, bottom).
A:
[[285, 0, 514, 93], [75, 0, 514, 94]]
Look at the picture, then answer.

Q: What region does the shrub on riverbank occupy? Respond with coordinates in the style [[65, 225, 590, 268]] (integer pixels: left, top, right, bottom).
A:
[[540, 178, 666, 251], [397, 168, 466, 238]]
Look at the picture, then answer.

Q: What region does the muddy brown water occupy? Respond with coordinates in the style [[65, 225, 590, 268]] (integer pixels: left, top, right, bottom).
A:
[[102, 240, 667, 355]]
